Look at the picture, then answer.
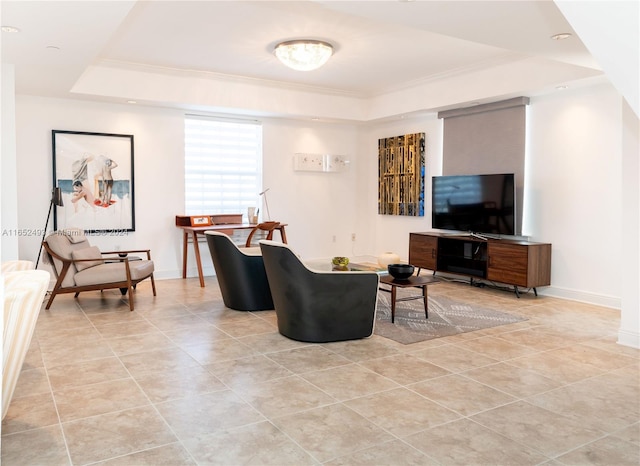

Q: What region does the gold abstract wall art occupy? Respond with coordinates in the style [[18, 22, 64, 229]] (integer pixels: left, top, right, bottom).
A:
[[378, 132, 425, 216]]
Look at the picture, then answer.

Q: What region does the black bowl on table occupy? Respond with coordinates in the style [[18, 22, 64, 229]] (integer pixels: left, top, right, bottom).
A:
[[387, 264, 415, 280]]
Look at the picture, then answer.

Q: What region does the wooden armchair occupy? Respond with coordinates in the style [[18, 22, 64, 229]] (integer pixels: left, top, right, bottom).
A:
[[245, 221, 285, 247], [42, 229, 156, 311]]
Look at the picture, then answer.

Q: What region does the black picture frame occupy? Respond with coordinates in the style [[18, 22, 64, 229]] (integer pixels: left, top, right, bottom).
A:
[[52, 130, 135, 233]]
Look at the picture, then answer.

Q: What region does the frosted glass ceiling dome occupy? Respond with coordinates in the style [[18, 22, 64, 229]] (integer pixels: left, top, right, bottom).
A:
[[274, 40, 333, 71]]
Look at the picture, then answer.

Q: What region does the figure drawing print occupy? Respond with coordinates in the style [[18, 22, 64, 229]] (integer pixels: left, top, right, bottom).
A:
[[53, 131, 135, 232]]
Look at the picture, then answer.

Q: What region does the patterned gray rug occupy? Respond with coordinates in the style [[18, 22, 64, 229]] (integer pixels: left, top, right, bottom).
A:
[[374, 289, 527, 345]]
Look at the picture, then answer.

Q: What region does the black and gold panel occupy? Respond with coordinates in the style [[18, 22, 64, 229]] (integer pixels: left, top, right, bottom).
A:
[[378, 132, 425, 216]]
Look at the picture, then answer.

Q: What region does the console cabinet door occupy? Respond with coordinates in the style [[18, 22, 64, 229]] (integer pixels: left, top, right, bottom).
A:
[[487, 243, 529, 286], [487, 242, 552, 288], [409, 234, 437, 271]]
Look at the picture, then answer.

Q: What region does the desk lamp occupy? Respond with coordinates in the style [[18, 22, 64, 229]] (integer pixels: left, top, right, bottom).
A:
[[259, 188, 271, 221]]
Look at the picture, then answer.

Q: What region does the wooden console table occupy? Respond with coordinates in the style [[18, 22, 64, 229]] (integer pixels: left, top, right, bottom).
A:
[[177, 223, 287, 287], [409, 232, 551, 297]]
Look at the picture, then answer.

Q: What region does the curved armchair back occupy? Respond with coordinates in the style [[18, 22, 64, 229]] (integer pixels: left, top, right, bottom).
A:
[[245, 221, 282, 247], [205, 231, 273, 311], [259, 240, 379, 343]]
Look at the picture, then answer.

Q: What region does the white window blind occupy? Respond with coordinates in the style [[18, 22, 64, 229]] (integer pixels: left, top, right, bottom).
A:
[[184, 116, 262, 216], [437, 97, 529, 236]]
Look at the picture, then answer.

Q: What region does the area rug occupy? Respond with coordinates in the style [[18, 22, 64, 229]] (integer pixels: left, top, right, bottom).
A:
[[374, 289, 527, 345]]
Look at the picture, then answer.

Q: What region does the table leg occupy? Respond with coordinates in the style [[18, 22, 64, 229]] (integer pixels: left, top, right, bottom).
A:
[[191, 231, 205, 288], [391, 285, 397, 323], [182, 231, 189, 279], [423, 285, 428, 319]]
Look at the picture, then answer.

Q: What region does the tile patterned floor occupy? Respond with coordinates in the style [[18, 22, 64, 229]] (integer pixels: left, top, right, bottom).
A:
[[2, 277, 639, 465]]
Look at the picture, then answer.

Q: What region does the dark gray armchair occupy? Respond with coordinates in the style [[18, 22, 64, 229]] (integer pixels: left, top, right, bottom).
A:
[[205, 231, 273, 311], [259, 240, 379, 343]]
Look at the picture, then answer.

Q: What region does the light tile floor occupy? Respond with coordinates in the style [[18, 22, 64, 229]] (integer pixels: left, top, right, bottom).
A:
[[2, 277, 639, 465]]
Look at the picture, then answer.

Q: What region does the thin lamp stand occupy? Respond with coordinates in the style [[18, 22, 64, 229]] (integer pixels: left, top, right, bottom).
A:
[[35, 187, 64, 269], [259, 188, 271, 221]]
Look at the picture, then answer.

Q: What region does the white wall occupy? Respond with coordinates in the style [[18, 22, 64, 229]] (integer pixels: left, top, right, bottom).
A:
[[360, 116, 443, 262], [11, 84, 629, 313], [362, 83, 624, 310], [526, 83, 623, 307], [15, 96, 186, 279], [261, 118, 361, 260], [555, 0, 639, 118], [13, 96, 362, 277], [1, 65, 19, 261], [619, 100, 640, 348]]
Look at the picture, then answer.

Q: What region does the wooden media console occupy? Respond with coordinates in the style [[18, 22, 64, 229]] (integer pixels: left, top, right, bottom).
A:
[[409, 232, 551, 296]]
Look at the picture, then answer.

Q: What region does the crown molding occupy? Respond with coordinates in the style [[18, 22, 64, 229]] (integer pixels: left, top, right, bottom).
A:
[[95, 59, 368, 99]]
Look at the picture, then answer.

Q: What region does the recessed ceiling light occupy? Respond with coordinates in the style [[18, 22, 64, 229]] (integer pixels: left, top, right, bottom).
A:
[[127, 100, 137, 104], [1, 26, 20, 33], [551, 33, 572, 40], [556, 85, 569, 90]]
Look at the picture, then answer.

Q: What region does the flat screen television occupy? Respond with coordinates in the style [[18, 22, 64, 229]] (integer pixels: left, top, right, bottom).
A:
[[432, 173, 516, 236]]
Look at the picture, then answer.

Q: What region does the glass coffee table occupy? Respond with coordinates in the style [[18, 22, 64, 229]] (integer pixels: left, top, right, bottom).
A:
[[303, 256, 386, 273], [378, 274, 442, 323], [347, 261, 387, 273]]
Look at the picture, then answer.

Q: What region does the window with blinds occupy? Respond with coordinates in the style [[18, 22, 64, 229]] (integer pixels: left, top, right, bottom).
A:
[[184, 116, 262, 216]]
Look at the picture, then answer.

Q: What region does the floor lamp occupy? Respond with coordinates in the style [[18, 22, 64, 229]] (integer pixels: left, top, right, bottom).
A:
[[259, 188, 271, 221], [35, 187, 64, 269]]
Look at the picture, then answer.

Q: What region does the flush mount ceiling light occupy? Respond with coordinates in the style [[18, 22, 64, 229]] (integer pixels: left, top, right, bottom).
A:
[[274, 40, 333, 71], [551, 32, 572, 40], [1, 26, 20, 33]]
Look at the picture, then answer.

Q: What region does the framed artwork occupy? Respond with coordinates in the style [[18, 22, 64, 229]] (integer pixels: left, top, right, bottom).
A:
[[190, 215, 212, 226], [52, 130, 135, 233], [293, 153, 350, 172], [378, 132, 425, 216]]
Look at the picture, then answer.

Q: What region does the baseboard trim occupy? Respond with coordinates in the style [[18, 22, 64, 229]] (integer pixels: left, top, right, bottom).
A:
[[617, 328, 640, 349], [537, 286, 621, 310], [153, 267, 215, 281], [153, 272, 622, 311]]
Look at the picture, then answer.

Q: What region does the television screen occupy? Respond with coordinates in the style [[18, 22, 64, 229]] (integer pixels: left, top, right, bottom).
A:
[[432, 173, 516, 236]]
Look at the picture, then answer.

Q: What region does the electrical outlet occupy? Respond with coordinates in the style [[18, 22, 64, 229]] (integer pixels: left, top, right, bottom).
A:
[[351, 233, 356, 242], [332, 235, 336, 243]]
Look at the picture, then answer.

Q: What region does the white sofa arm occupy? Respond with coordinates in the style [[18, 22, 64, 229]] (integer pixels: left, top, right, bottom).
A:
[[1, 260, 35, 273], [2, 269, 49, 419]]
